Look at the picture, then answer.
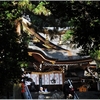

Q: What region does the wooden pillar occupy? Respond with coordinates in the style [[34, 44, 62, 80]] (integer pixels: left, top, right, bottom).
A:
[[39, 74, 42, 88], [62, 72, 65, 90]]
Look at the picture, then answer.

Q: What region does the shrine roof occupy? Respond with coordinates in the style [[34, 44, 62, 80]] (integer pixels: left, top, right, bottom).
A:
[[21, 17, 92, 62], [28, 44, 91, 61]]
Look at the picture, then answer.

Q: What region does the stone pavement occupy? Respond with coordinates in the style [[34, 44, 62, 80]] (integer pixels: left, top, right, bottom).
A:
[[31, 91, 100, 99]]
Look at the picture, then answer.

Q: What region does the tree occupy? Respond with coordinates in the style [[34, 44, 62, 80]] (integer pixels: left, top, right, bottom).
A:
[[0, 1, 30, 98], [44, 1, 100, 55], [0, 0, 52, 98]]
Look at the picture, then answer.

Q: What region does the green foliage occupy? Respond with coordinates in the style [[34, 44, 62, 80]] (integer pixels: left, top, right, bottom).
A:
[[18, 0, 51, 16], [45, 1, 99, 51], [67, 2, 100, 50], [34, 1, 51, 16], [62, 29, 74, 42], [90, 50, 100, 60], [90, 50, 100, 68], [0, 1, 52, 96], [0, 1, 30, 96]]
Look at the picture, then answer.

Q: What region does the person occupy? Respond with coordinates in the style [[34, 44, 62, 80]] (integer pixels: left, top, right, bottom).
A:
[[21, 81, 26, 99], [21, 80, 32, 99], [39, 87, 44, 93], [63, 81, 70, 99], [44, 87, 48, 92], [30, 80, 36, 92], [68, 85, 74, 99], [38, 87, 45, 99], [63, 80, 75, 99]]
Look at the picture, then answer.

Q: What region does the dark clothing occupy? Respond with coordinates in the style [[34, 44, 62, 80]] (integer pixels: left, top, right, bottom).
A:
[[63, 83, 70, 99], [69, 88, 74, 99], [30, 82, 36, 92], [63, 83, 74, 99]]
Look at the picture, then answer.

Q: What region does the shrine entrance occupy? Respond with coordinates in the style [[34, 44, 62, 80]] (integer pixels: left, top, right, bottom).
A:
[[29, 71, 64, 91]]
